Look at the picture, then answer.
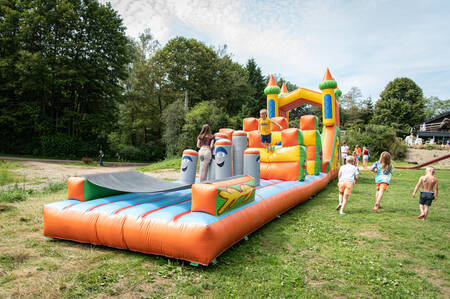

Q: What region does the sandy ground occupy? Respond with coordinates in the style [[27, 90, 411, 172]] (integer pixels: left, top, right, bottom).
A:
[[405, 148, 450, 168], [2, 161, 179, 191]]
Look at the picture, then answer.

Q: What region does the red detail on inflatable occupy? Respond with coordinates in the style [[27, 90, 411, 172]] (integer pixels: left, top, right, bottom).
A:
[[183, 150, 198, 156], [244, 149, 260, 155], [267, 74, 277, 87], [322, 68, 334, 81], [140, 199, 191, 218], [216, 139, 232, 146], [172, 210, 191, 222], [280, 82, 289, 94]]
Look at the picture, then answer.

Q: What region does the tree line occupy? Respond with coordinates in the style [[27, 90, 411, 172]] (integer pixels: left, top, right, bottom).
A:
[[1, 1, 448, 161]]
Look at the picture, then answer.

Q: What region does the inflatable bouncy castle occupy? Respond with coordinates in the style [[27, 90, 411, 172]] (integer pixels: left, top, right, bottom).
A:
[[43, 69, 342, 266]]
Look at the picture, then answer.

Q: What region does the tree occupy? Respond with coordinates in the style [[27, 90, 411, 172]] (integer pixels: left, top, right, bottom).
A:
[[0, 0, 130, 156], [340, 87, 363, 109], [244, 58, 266, 117], [372, 78, 425, 135], [152, 37, 219, 111], [338, 87, 373, 128], [424, 96, 450, 119]]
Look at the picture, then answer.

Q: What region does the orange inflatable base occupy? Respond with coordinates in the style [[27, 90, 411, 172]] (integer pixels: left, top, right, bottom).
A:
[[43, 170, 337, 266]]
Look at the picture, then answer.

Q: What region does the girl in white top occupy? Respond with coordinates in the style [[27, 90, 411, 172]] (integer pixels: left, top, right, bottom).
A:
[[337, 156, 359, 215]]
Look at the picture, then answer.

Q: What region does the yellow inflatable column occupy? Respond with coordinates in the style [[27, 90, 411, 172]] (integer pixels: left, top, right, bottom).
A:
[[264, 75, 280, 118], [319, 69, 337, 127]]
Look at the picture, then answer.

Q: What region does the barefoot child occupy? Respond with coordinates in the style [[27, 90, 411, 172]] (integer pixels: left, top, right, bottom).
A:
[[336, 156, 359, 215], [258, 109, 282, 153], [412, 166, 439, 220], [371, 151, 393, 212]]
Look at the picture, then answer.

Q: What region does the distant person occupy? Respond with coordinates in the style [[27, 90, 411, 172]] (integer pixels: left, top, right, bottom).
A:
[[336, 156, 359, 215], [412, 166, 439, 220], [371, 151, 394, 212], [258, 109, 282, 153], [98, 150, 104, 166], [197, 124, 215, 182], [362, 146, 370, 167], [341, 142, 349, 163], [353, 145, 361, 167]]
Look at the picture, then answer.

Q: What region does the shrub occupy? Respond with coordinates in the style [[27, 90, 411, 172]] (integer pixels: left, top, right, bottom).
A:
[[344, 124, 407, 160], [40, 134, 99, 159], [0, 185, 32, 202]]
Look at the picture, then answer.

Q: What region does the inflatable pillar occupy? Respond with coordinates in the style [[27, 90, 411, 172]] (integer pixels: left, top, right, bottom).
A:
[[264, 75, 281, 118], [232, 131, 248, 176], [244, 149, 260, 186], [180, 149, 198, 184], [214, 139, 232, 180], [319, 68, 337, 127], [207, 135, 230, 181]]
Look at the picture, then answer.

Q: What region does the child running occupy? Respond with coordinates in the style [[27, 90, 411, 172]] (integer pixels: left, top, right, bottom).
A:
[[353, 145, 362, 167], [371, 151, 394, 212], [336, 156, 359, 215], [362, 146, 370, 167], [258, 109, 282, 153], [341, 142, 349, 164], [412, 166, 439, 220]]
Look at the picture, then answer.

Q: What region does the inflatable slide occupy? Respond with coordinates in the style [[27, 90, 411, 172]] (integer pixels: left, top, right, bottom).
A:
[[43, 69, 343, 266]]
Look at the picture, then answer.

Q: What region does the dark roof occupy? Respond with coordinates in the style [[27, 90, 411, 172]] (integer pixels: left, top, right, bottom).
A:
[[413, 111, 450, 129]]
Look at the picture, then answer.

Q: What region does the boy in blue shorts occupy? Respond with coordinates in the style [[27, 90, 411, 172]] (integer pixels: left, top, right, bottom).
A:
[[412, 166, 439, 220], [258, 109, 282, 153]]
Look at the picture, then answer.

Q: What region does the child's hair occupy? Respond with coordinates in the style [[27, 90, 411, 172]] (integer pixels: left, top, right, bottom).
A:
[[426, 166, 435, 174], [260, 109, 267, 114], [346, 156, 354, 163], [197, 124, 213, 143], [379, 151, 392, 171]]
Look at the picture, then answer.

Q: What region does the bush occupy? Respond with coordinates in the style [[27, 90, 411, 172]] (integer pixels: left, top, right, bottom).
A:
[[113, 141, 165, 162], [344, 124, 407, 160], [0, 185, 32, 202], [40, 134, 100, 159]]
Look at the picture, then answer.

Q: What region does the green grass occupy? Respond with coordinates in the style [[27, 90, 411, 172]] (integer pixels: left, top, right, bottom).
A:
[[0, 168, 448, 298], [136, 157, 182, 172], [0, 161, 25, 186]]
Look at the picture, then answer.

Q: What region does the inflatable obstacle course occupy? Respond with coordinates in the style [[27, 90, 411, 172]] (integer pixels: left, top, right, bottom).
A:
[[43, 68, 342, 265]]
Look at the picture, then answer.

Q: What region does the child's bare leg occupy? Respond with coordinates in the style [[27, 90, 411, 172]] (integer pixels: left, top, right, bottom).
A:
[[340, 193, 349, 213], [373, 189, 384, 211], [423, 205, 430, 220], [337, 192, 343, 210], [418, 204, 425, 218]]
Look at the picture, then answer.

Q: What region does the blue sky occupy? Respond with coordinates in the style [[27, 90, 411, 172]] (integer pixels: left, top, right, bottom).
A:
[[101, 0, 450, 100]]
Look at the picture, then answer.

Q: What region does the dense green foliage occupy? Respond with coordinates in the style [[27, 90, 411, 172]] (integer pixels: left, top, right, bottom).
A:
[[344, 124, 407, 159], [0, 0, 129, 158], [372, 78, 425, 135], [1, 2, 446, 161]]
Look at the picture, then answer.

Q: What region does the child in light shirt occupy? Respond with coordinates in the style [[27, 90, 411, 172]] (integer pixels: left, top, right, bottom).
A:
[[336, 156, 359, 215]]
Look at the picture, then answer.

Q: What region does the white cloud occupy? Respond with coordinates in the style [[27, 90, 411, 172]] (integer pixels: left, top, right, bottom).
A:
[[102, 0, 450, 99]]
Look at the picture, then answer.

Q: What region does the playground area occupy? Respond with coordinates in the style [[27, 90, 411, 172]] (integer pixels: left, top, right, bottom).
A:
[[0, 69, 448, 297], [0, 161, 448, 297]]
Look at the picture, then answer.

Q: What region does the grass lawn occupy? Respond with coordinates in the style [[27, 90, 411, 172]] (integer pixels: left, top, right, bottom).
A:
[[0, 166, 448, 298], [136, 157, 182, 172], [0, 161, 26, 186]]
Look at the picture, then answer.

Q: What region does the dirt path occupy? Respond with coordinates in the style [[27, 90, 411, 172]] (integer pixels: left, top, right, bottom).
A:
[[2, 161, 179, 191], [405, 148, 450, 168]]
